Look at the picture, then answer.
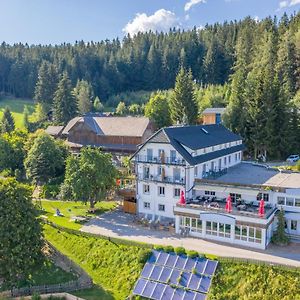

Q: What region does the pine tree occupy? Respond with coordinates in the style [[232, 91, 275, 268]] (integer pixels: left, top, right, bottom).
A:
[[73, 79, 94, 115], [1, 106, 15, 133], [169, 68, 198, 125], [53, 73, 77, 124], [23, 105, 30, 131], [225, 19, 255, 141], [34, 61, 59, 114], [272, 208, 290, 245]]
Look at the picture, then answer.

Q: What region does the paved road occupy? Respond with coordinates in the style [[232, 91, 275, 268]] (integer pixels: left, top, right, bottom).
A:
[[81, 210, 300, 267]]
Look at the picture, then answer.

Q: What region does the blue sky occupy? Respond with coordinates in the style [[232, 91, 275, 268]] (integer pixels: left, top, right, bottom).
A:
[[0, 0, 299, 44]]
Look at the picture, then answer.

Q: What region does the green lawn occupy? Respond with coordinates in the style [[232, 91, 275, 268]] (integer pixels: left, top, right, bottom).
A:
[[44, 225, 151, 300], [37, 200, 117, 230], [1, 260, 77, 291], [0, 97, 35, 128], [44, 224, 300, 300], [209, 261, 300, 300]]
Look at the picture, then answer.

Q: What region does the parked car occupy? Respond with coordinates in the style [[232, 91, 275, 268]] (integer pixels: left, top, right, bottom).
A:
[[286, 154, 300, 163]]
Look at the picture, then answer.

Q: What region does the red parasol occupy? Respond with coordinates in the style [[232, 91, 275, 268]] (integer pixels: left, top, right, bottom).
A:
[[178, 190, 186, 205], [258, 199, 265, 217], [225, 195, 232, 213]]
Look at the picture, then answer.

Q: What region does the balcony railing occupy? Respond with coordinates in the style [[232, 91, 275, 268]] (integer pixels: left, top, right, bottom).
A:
[[138, 173, 185, 185], [135, 155, 186, 166]]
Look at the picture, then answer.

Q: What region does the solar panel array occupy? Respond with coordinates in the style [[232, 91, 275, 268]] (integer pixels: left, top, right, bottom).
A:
[[133, 250, 218, 300]]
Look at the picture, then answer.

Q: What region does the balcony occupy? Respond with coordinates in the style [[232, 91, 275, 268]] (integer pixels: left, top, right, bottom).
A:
[[138, 173, 185, 185], [135, 155, 186, 166]]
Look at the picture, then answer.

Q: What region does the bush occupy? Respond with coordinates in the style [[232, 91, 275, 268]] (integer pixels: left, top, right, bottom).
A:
[[41, 184, 60, 199], [174, 247, 186, 255], [187, 250, 199, 258], [163, 245, 174, 253], [153, 245, 164, 251], [138, 251, 151, 264]]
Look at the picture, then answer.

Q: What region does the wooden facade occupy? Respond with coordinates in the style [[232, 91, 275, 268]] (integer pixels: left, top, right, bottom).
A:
[[63, 116, 154, 155]]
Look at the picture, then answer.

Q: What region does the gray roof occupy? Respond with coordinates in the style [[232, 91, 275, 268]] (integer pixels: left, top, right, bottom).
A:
[[62, 116, 150, 137], [201, 162, 300, 189], [45, 126, 64, 136], [66, 141, 138, 152], [133, 124, 243, 166], [203, 107, 226, 114]]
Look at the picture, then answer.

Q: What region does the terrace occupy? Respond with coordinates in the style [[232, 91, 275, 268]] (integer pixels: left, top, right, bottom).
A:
[[177, 196, 277, 219]]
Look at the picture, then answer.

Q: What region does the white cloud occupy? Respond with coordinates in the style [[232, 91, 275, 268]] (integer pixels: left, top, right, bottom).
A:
[[123, 9, 180, 36], [185, 14, 190, 21], [254, 16, 260, 22], [184, 0, 206, 12], [278, 0, 300, 9], [290, 0, 300, 5], [279, 0, 288, 8]]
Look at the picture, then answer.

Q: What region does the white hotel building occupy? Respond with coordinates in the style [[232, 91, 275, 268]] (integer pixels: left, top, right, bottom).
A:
[[132, 124, 300, 250]]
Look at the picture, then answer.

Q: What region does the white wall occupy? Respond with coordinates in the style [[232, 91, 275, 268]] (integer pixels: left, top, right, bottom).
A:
[[137, 181, 183, 219]]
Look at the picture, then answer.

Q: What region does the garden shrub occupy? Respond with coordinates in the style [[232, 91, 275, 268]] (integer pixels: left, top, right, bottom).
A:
[[163, 245, 174, 253], [187, 250, 198, 258], [174, 247, 186, 255], [153, 245, 164, 251]]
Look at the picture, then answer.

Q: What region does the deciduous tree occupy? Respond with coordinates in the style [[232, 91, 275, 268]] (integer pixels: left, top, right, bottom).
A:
[[0, 178, 43, 288], [145, 93, 171, 128], [60, 147, 117, 209], [24, 132, 67, 184]]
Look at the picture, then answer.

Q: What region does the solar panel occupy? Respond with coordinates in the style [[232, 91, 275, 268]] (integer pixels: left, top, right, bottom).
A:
[[133, 250, 218, 300]]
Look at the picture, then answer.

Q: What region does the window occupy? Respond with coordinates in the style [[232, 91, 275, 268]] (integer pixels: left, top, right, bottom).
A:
[[235, 225, 262, 243], [291, 220, 297, 230], [235, 153, 238, 161], [277, 197, 285, 205], [144, 202, 150, 209], [174, 188, 180, 198], [212, 146, 215, 151], [194, 166, 198, 177], [158, 186, 165, 196], [147, 149, 153, 161], [157, 166, 162, 176], [257, 193, 269, 202], [218, 158, 222, 170], [143, 184, 150, 194], [224, 156, 227, 166], [286, 198, 294, 206], [203, 148, 206, 154], [158, 149, 165, 162], [170, 150, 176, 163], [228, 155, 231, 164], [205, 191, 216, 196], [158, 204, 165, 211], [295, 199, 300, 207], [143, 166, 150, 179], [238, 152, 241, 160], [230, 193, 241, 202]]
